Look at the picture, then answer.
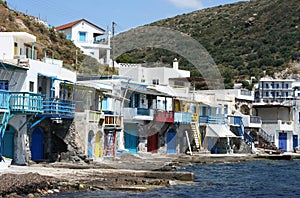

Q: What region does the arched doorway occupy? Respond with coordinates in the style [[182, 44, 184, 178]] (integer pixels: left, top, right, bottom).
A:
[[167, 129, 177, 154], [88, 131, 94, 158], [30, 128, 44, 161], [1, 125, 15, 159], [95, 131, 102, 158]]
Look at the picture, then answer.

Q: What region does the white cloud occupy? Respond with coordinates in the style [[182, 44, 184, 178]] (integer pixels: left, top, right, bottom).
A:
[[166, 0, 204, 9]]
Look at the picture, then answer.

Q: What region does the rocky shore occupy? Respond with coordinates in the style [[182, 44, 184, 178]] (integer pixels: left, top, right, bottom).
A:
[[1, 153, 299, 197]]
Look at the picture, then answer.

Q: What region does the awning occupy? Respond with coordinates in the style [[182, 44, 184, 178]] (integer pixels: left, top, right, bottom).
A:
[[206, 124, 236, 138], [38, 73, 74, 84]]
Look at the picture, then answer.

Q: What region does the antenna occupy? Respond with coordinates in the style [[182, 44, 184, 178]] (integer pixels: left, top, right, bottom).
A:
[[112, 21, 116, 72]]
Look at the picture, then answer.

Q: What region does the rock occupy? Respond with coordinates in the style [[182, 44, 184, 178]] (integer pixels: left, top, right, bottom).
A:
[[47, 190, 54, 194], [53, 189, 60, 193], [27, 193, 34, 198]]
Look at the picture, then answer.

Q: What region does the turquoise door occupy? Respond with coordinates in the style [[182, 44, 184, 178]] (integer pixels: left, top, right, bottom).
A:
[[125, 130, 138, 154], [30, 128, 44, 161], [167, 129, 177, 154], [2, 125, 15, 158], [278, 132, 287, 152]]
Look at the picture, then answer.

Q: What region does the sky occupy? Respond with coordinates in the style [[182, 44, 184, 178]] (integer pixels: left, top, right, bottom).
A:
[[6, 0, 243, 33]]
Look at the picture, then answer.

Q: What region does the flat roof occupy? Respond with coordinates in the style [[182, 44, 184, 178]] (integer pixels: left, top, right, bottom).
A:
[[0, 32, 36, 43]]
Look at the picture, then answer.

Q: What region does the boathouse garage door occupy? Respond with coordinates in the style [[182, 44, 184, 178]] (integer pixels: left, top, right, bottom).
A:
[[88, 131, 94, 158], [125, 130, 138, 154], [167, 129, 177, 154], [2, 125, 15, 159], [278, 132, 287, 152], [30, 128, 44, 161], [147, 131, 158, 153]]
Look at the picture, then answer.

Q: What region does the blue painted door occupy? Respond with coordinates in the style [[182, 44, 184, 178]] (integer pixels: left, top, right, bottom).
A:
[[30, 128, 44, 161], [125, 130, 138, 154], [278, 132, 287, 152], [88, 131, 93, 158], [293, 135, 298, 149], [2, 126, 15, 158], [167, 129, 177, 154], [102, 98, 108, 111]]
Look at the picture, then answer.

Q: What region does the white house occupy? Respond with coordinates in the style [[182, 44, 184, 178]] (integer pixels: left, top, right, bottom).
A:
[[118, 59, 190, 86], [55, 19, 111, 64]]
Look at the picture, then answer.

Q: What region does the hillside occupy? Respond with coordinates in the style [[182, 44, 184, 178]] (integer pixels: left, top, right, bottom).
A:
[[116, 0, 300, 88], [0, 1, 95, 73]]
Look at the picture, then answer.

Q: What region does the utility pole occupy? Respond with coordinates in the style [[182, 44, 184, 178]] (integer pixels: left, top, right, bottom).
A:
[[112, 21, 116, 72]]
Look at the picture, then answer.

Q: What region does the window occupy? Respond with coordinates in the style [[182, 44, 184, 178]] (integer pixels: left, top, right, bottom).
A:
[[90, 52, 95, 55], [0, 80, 8, 90], [141, 79, 145, 83], [79, 32, 86, 42], [66, 34, 71, 40], [29, 81, 34, 92], [152, 79, 159, 85]]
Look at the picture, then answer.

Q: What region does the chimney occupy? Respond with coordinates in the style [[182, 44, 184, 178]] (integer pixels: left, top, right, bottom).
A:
[[173, 58, 178, 70]]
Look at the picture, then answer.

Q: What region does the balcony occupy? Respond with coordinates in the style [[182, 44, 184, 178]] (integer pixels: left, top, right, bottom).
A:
[[277, 120, 293, 131], [123, 107, 154, 121], [243, 116, 262, 128], [174, 112, 192, 124], [154, 110, 174, 123], [0, 90, 10, 110], [104, 115, 122, 129], [43, 99, 75, 117], [88, 110, 104, 123], [10, 92, 43, 114], [199, 116, 226, 125]]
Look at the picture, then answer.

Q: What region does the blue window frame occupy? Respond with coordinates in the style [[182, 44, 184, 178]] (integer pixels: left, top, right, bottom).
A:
[[66, 34, 71, 40], [79, 32, 86, 42]]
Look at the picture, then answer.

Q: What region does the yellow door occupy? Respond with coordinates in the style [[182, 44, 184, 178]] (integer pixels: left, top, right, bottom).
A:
[[95, 132, 102, 157]]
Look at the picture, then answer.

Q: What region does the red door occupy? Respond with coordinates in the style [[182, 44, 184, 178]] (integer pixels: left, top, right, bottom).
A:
[[147, 132, 158, 153]]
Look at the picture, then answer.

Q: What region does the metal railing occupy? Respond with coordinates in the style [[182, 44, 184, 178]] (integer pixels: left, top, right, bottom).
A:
[[199, 116, 226, 124], [174, 112, 192, 123]]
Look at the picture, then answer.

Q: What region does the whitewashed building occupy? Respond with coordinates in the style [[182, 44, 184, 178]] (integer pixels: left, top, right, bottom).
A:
[[55, 19, 111, 64]]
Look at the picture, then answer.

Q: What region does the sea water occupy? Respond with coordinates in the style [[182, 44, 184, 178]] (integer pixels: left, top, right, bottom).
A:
[[48, 159, 300, 197]]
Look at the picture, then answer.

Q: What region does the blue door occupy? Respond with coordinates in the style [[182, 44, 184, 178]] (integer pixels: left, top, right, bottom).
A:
[[102, 98, 108, 111], [167, 129, 177, 154], [125, 130, 138, 154], [293, 135, 298, 149], [30, 128, 44, 161], [2, 125, 15, 158], [88, 131, 93, 158], [278, 132, 287, 152]]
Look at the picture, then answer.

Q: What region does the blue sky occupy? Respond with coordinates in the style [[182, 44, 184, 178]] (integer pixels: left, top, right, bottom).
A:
[[6, 0, 243, 33]]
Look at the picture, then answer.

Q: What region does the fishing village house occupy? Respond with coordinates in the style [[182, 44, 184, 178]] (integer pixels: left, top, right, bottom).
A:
[[253, 77, 298, 152], [0, 32, 79, 164], [55, 19, 111, 65]]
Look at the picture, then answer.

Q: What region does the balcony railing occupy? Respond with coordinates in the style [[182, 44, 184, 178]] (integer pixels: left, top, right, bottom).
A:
[[0, 90, 10, 110], [104, 115, 122, 127], [154, 110, 174, 123], [123, 107, 154, 121], [88, 110, 104, 123], [43, 99, 75, 116], [174, 112, 192, 124], [199, 116, 226, 124], [228, 115, 242, 126], [10, 92, 43, 114]]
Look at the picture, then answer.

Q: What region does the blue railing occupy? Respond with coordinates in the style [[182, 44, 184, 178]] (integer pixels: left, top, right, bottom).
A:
[[10, 92, 43, 114], [199, 116, 226, 124], [137, 108, 150, 116], [43, 99, 75, 116], [174, 112, 192, 123], [0, 90, 10, 109]]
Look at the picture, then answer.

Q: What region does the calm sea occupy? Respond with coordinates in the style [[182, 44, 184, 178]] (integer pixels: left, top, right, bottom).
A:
[[48, 159, 300, 198]]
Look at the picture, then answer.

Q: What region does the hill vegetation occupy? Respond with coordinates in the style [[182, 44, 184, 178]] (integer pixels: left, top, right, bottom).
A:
[[116, 0, 300, 88]]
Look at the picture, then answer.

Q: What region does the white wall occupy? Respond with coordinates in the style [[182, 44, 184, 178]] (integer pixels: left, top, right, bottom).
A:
[[0, 36, 14, 59]]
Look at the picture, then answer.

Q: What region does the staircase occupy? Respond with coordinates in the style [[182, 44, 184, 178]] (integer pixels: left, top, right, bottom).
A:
[[236, 118, 253, 148], [190, 122, 201, 151], [257, 128, 274, 147], [0, 111, 10, 152]]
